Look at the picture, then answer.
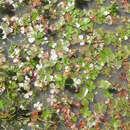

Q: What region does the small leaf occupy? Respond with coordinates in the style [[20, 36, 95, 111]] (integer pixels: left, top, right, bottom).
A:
[[56, 63, 62, 71], [42, 109, 52, 121], [98, 80, 112, 89], [9, 81, 16, 90], [0, 100, 4, 109]]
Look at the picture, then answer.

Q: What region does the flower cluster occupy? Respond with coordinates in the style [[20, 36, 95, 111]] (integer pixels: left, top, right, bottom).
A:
[[0, 0, 129, 130]]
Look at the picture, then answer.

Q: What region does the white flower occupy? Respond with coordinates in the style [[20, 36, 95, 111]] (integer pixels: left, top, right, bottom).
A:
[[0, 27, 7, 39], [82, 63, 85, 67], [79, 35, 84, 40], [44, 37, 48, 40], [2, 17, 8, 22], [12, 76, 17, 80], [65, 66, 70, 72], [19, 83, 24, 87], [12, 3, 16, 9], [21, 27, 25, 34], [76, 23, 80, 28], [36, 24, 43, 32], [68, 2, 72, 7], [86, 76, 89, 79], [89, 63, 93, 68], [49, 83, 55, 88], [17, 19, 23, 26], [95, 91, 98, 94], [58, 2, 64, 7], [6, 0, 13, 4], [28, 26, 33, 32], [24, 91, 33, 99], [26, 56, 30, 61], [34, 102, 43, 111], [50, 89, 56, 94], [9, 27, 13, 33], [50, 49, 57, 61], [47, 95, 57, 106], [48, 0, 51, 4], [104, 11, 109, 16], [88, 40, 91, 44], [86, 35, 90, 40], [0, 87, 5, 95], [65, 47, 69, 52], [84, 88, 88, 97], [74, 78, 81, 85], [124, 36, 128, 40], [19, 62, 24, 68], [28, 37, 35, 43], [106, 15, 112, 25], [19, 0, 23, 3], [105, 99, 109, 104], [20, 105, 25, 110], [66, 5, 69, 10], [14, 48, 20, 55], [34, 80, 42, 88], [25, 76, 30, 81], [52, 43, 57, 48], [11, 16, 18, 22], [80, 42, 85, 46], [100, 62, 104, 66], [50, 75, 54, 81], [13, 58, 19, 63], [36, 64, 42, 70], [2, 33, 7, 39], [119, 38, 121, 41]]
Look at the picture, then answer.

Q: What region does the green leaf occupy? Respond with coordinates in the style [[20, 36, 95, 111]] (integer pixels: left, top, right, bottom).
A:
[[9, 81, 16, 90], [86, 80, 96, 92], [98, 80, 112, 89], [94, 103, 107, 113], [77, 87, 88, 99], [31, 11, 38, 22], [55, 74, 63, 82], [90, 69, 99, 80], [81, 98, 89, 106], [87, 92, 94, 101], [109, 3, 118, 16], [96, 0, 105, 4], [56, 63, 62, 71], [104, 33, 112, 45], [96, 8, 106, 24], [80, 106, 92, 118], [23, 16, 30, 27], [42, 109, 52, 121], [0, 99, 8, 109], [98, 48, 114, 64], [17, 74, 24, 82], [104, 89, 113, 99], [71, 113, 77, 122], [29, 57, 39, 68], [0, 100, 4, 109], [110, 118, 120, 129]]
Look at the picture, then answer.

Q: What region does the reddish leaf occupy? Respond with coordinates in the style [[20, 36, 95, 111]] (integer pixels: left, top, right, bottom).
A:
[[31, 0, 42, 7], [78, 119, 87, 129], [120, 72, 127, 81], [65, 13, 72, 22], [118, 89, 127, 97], [120, 0, 128, 5], [32, 111, 38, 116]]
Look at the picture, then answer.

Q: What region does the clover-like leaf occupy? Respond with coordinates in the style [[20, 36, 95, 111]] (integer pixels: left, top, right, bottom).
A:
[[42, 109, 52, 121], [98, 80, 112, 89]]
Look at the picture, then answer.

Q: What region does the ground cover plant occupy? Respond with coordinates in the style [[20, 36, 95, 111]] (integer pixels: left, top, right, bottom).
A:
[[0, 0, 129, 130]]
